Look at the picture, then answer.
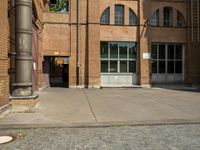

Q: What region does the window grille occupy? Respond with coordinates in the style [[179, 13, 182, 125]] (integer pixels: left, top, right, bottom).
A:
[[191, 0, 200, 42]]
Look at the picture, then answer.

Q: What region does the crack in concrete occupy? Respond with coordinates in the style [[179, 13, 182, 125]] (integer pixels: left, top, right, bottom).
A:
[[82, 89, 98, 122]]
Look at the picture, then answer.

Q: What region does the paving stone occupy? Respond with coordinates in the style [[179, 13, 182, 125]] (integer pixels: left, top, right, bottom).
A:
[[1, 124, 200, 150]]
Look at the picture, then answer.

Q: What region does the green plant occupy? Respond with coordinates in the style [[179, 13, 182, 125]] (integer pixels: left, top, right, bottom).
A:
[[49, 0, 68, 12]]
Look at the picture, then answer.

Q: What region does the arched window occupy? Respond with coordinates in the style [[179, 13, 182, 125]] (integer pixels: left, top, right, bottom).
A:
[[151, 9, 159, 26], [100, 7, 110, 24], [177, 11, 185, 27], [115, 5, 124, 25], [129, 9, 137, 25]]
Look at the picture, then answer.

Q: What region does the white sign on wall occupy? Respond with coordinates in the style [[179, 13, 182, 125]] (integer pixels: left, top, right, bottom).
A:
[[33, 62, 37, 70], [143, 53, 151, 60]]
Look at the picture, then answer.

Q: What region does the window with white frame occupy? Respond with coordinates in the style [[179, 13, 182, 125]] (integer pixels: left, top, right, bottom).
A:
[[101, 42, 137, 73]]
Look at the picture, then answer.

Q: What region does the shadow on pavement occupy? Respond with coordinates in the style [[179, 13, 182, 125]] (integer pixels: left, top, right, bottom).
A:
[[152, 84, 200, 93]]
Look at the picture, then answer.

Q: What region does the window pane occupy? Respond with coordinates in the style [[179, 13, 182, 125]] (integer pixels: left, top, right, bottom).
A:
[[159, 61, 166, 73], [151, 44, 157, 59], [167, 45, 174, 59], [159, 45, 165, 59], [176, 45, 182, 59], [115, 5, 124, 25], [100, 8, 110, 24], [164, 7, 172, 26], [151, 60, 157, 73], [177, 11, 185, 27], [110, 43, 118, 58], [129, 9, 137, 25], [120, 61, 127, 73], [175, 61, 182, 73], [101, 61, 108, 73], [110, 61, 118, 73], [151, 9, 159, 26], [100, 42, 108, 58], [167, 61, 174, 73], [119, 43, 128, 58], [129, 43, 137, 59], [129, 61, 136, 73]]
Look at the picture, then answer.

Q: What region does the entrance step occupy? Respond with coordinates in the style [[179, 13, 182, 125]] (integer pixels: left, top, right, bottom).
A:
[[10, 99, 39, 113]]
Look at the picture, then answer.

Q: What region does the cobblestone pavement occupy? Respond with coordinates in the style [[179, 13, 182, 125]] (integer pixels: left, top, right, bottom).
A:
[[0, 124, 200, 150]]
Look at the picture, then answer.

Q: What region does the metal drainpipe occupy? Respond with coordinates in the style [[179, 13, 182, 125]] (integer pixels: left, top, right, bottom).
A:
[[76, 0, 80, 86], [137, 0, 141, 85], [12, 0, 35, 98]]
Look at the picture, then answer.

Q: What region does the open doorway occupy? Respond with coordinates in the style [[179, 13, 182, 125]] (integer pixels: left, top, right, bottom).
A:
[[43, 56, 69, 87]]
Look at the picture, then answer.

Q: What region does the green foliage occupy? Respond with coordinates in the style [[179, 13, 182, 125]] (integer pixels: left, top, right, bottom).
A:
[[49, 0, 68, 12]]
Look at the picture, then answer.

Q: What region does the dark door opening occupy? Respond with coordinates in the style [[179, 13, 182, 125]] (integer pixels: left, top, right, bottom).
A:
[[48, 57, 69, 87], [62, 64, 69, 87]]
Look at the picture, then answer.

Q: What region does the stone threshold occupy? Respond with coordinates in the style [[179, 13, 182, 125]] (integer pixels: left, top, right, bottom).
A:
[[1, 118, 200, 129]]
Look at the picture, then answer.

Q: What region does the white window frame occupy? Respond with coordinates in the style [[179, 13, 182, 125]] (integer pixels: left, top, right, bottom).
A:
[[100, 42, 137, 74]]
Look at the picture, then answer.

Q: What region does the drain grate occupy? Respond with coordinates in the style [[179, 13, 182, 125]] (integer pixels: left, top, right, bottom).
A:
[[0, 135, 16, 144]]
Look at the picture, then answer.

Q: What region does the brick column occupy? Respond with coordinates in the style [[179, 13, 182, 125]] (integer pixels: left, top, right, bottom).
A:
[[69, 0, 78, 87], [186, 1, 200, 84], [87, 0, 100, 88], [138, 0, 151, 87]]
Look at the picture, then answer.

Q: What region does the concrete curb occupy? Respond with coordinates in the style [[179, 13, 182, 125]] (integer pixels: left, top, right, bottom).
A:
[[0, 118, 200, 129], [0, 104, 11, 114]]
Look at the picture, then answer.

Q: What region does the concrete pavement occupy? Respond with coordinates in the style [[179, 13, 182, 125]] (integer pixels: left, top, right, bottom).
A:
[[0, 87, 200, 127]]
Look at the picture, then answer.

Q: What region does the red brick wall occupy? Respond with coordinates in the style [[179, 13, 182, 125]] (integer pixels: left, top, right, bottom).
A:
[[0, 0, 9, 108], [43, 0, 192, 87], [185, 1, 200, 84], [33, 0, 44, 89]]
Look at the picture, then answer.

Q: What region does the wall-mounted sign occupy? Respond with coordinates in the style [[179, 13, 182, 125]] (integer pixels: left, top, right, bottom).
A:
[[143, 53, 151, 60], [54, 52, 59, 55], [33, 62, 37, 70]]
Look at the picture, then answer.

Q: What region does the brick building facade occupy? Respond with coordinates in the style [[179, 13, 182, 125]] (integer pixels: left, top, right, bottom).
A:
[[42, 0, 200, 88], [0, 0, 9, 110], [187, 0, 200, 84], [0, 0, 200, 112], [0, 0, 44, 112]]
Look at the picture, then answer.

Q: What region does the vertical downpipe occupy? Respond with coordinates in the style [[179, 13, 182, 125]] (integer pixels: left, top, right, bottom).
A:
[[137, 0, 141, 85], [198, 0, 200, 42], [76, 0, 80, 86], [12, 0, 35, 98], [191, 0, 193, 42]]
